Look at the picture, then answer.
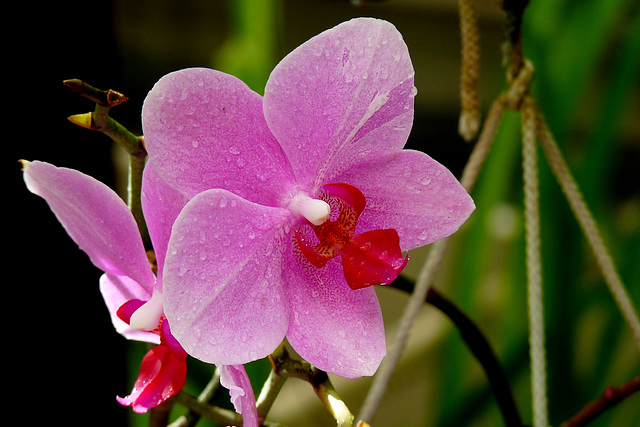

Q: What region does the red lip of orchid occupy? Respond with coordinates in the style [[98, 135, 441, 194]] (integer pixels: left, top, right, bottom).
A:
[[116, 298, 188, 414], [295, 183, 408, 290]]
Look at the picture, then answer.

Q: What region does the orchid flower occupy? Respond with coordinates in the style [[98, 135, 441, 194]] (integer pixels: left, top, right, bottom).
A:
[[142, 17, 475, 379], [22, 160, 258, 423]]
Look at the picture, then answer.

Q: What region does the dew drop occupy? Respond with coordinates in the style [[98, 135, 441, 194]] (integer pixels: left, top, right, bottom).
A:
[[359, 241, 372, 251], [219, 197, 228, 208]]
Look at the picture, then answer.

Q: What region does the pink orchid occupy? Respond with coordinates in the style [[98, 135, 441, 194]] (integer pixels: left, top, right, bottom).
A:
[[22, 160, 257, 422], [142, 17, 475, 379]]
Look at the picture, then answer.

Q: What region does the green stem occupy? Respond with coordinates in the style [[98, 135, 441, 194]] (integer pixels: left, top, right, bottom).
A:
[[256, 364, 288, 419], [271, 344, 354, 427], [174, 392, 243, 426], [64, 79, 149, 241], [169, 367, 222, 427]]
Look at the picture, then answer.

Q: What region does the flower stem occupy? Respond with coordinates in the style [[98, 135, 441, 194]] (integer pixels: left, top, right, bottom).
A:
[[169, 367, 222, 427], [270, 344, 354, 427], [173, 392, 243, 426], [389, 277, 523, 427], [559, 375, 640, 427], [63, 79, 149, 243]]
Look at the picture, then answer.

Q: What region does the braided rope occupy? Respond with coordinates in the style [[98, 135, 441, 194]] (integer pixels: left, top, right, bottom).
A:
[[521, 96, 549, 427], [458, 0, 481, 141], [536, 106, 640, 348]]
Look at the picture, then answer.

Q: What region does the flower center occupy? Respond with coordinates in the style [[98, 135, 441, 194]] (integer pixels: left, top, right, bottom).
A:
[[294, 183, 408, 290], [289, 193, 331, 226], [129, 289, 165, 331]]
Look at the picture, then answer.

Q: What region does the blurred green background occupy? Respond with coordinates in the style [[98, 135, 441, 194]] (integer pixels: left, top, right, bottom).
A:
[[11, 0, 638, 426]]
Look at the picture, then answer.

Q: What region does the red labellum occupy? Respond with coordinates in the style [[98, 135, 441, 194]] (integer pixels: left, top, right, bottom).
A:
[[294, 183, 408, 290]]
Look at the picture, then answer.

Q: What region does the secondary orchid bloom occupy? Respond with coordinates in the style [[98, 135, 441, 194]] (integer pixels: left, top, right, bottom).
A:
[[22, 160, 257, 422], [142, 17, 475, 379]]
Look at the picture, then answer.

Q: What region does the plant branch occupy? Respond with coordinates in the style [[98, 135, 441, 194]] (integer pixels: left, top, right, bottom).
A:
[[63, 78, 149, 244], [270, 344, 354, 427], [174, 391, 244, 426], [389, 277, 523, 427], [560, 375, 640, 427], [169, 367, 222, 427]]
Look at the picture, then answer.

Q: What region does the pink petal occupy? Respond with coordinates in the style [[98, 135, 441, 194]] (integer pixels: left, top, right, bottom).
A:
[[284, 253, 386, 379], [219, 365, 259, 427], [334, 149, 475, 249], [22, 161, 155, 290], [99, 274, 159, 344], [264, 18, 415, 190], [162, 189, 291, 366], [141, 161, 189, 276], [142, 67, 295, 206]]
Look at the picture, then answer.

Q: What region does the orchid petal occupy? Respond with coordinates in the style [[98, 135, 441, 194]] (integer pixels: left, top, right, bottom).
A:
[[142, 67, 295, 206], [99, 274, 159, 344], [163, 189, 291, 366], [23, 161, 155, 290], [116, 337, 187, 413], [264, 18, 415, 190], [141, 161, 189, 277], [335, 149, 475, 249], [284, 255, 385, 379], [219, 365, 259, 427]]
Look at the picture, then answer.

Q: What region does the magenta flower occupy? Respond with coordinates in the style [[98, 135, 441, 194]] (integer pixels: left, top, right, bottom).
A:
[[142, 17, 475, 379], [22, 160, 257, 421]]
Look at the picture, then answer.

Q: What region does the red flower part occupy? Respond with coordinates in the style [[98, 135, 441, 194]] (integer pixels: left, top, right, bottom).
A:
[[295, 183, 408, 289], [116, 299, 146, 325], [116, 302, 188, 413]]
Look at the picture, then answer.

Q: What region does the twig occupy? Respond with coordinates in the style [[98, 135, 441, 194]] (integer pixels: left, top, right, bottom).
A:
[[270, 344, 354, 427], [169, 367, 222, 427], [256, 361, 288, 419], [63, 79, 149, 244], [560, 375, 640, 427], [388, 277, 522, 426], [426, 286, 523, 427], [174, 392, 244, 426]]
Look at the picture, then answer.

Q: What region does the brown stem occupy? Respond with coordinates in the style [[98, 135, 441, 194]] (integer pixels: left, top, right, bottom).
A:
[[390, 278, 523, 426], [560, 375, 640, 427]]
